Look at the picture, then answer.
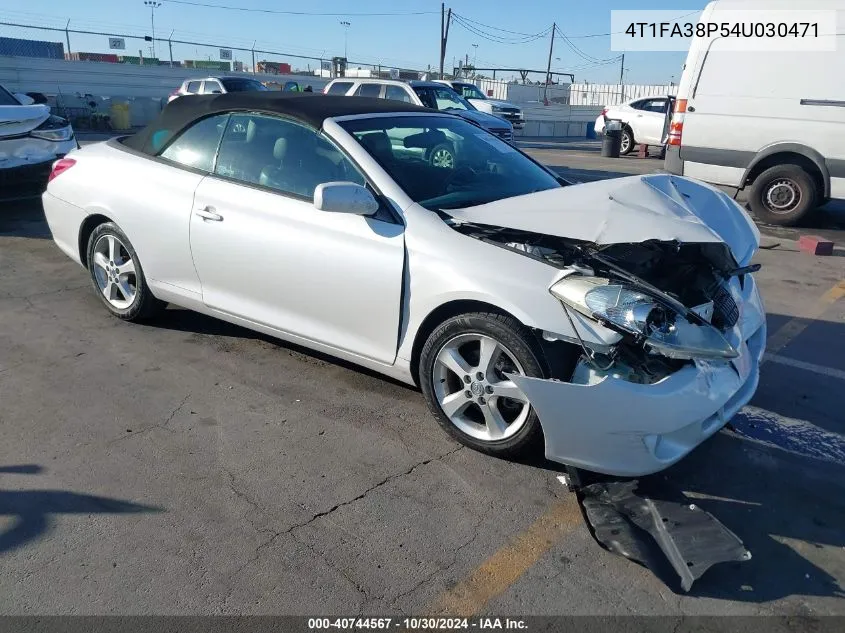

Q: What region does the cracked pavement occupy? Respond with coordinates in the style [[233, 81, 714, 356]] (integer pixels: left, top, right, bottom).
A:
[[2, 186, 845, 616]]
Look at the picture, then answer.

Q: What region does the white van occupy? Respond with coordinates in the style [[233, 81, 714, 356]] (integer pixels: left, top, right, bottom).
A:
[[664, 0, 844, 225]]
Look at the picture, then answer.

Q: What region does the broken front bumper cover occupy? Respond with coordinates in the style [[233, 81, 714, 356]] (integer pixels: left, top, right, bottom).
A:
[[511, 277, 766, 477]]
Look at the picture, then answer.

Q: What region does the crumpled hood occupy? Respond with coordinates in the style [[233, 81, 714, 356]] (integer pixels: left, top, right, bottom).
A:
[[454, 109, 512, 130], [446, 174, 760, 265], [0, 104, 50, 138]]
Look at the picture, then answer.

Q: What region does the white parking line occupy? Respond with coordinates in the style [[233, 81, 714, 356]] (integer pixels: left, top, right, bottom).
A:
[[763, 353, 845, 382]]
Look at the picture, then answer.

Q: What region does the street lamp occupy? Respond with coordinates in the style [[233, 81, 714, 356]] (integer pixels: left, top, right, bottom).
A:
[[144, 1, 161, 59], [340, 20, 351, 59], [471, 43, 478, 66]]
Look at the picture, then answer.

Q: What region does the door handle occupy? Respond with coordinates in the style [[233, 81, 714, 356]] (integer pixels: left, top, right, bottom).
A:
[[195, 206, 223, 222], [636, 114, 643, 117], [687, 106, 696, 112]]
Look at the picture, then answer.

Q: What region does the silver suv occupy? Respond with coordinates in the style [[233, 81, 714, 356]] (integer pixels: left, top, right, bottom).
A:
[[168, 76, 269, 102], [435, 80, 524, 130], [322, 78, 514, 141]]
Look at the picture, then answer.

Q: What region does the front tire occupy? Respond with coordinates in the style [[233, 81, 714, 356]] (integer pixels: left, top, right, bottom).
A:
[[86, 222, 165, 321], [747, 164, 818, 226], [419, 312, 545, 458], [620, 126, 634, 155]]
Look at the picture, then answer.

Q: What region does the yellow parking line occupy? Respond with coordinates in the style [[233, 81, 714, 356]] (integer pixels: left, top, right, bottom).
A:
[[765, 280, 845, 357], [428, 500, 582, 616]]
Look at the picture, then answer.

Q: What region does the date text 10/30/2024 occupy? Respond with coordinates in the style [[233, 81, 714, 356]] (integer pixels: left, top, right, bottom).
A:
[[307, 618, 528, 630]]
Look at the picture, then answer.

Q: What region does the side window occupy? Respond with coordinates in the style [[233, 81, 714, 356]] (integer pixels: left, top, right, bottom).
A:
[[158, 113, 229, 171], [355, 83, 382, 98], [642, 99, 667, 113], [384, 85, 412, 103], [202, 80, 223, 94], [186, 81, 202, 93], [629, 99, 647, 110], [214, 113, 365, 199], [327, 81, 353, 95]]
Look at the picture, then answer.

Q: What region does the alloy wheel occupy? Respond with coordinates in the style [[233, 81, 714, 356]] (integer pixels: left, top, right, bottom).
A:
[[92, 234, 138, 310], [432, 333, 531, 442], [431, 148, 455, 169]]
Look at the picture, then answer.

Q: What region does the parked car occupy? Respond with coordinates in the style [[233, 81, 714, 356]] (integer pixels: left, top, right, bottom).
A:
[[434, 80, 525, 130], [168, 76, 269, 102], [0, 83, 76, 195], [323, 78, 514, 145], [665, 0, 844, 226], [42, 92, 765, 477], [594, 96, 675, 155]]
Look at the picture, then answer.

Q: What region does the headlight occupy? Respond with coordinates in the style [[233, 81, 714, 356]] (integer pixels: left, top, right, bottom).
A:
[[491, 105, 505, 113], [30, 115, 74, 142], [550, 276, 738, 360]]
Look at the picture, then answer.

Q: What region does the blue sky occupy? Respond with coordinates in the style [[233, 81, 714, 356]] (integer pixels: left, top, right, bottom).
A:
[[2, 0, 707, 83]]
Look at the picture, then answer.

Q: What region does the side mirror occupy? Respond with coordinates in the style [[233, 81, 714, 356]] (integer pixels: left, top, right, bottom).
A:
[[314, 182, 379, 216], [14, 93, 35, 105]]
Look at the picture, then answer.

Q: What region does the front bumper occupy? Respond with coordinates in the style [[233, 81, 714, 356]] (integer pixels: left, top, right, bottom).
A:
[[511, 275, 766, 477]]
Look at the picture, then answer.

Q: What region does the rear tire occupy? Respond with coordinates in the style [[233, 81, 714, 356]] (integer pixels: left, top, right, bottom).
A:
[[747, 163, 818, 226], [419, 312, 546, 459], [86, 222, 165, 322]]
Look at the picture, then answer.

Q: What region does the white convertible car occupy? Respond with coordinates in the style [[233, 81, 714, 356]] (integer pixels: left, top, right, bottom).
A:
[[43, 93, 766, 476]]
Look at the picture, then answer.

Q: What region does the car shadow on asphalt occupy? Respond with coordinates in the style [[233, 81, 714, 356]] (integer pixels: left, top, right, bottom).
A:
[[0, 199, 52, 240], [0, 465, 162, 555], [152, 307, 420, 393]]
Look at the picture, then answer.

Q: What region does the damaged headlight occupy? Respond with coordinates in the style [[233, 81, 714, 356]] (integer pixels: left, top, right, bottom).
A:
[[30, 115, 73, 142], [550, 276, 738, 360]]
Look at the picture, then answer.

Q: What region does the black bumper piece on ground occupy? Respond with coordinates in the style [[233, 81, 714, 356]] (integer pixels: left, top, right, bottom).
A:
[[575, 474, 750, 592]]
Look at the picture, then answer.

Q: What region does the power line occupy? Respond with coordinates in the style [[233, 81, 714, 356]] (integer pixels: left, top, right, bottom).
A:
[[450, 13, 549, 38], [555, 25, 620, 64], [563, 10, 702, 38], [160, 0, 439, 16], [451, 14, 551, 45]]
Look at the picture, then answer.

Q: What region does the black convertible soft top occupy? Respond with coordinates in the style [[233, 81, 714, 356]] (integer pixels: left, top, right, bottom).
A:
[[123, 92, 432, 155]]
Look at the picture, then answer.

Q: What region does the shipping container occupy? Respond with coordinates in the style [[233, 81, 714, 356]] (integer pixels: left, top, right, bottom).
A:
[[119, 55, 160, 66], [184, 59, 231, 71], [257, 61, 291, 75], [66, 51, 120, 63], [0, 36, 64, 59]]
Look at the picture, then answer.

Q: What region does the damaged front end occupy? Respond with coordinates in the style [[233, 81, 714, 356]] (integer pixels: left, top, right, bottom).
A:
[[446, 218, 766, 478]]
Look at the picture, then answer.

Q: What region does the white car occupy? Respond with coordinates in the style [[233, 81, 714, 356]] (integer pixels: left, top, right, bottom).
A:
[[42, 92, 766, 477], [434, 80, 525, 129], [168, 76, 269, 103], [595, 96, 675, 155], [0, 84, 77, 194]]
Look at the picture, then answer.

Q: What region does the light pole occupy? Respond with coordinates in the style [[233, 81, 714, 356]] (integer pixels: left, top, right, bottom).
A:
[[340, 20, 351, 59], [144, 1, 161, 59], [471, 43, 478, 67]]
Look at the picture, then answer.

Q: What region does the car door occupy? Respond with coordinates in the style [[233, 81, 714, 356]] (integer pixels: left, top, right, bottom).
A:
[[189, 112, 406, 364], [630, 98, 668, 145]]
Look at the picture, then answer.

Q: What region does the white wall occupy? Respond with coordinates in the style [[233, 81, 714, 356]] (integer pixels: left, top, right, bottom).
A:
[[0, 55, 329, 98]]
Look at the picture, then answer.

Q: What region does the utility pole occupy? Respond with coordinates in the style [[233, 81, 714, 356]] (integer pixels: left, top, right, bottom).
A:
[[619, 53, 625, 101], [340, 21, 351, 59], [439, 4, 451, 79], [64, 20, 71, 55], [544, 22, 556, 104], [144, 1, 161, 59]]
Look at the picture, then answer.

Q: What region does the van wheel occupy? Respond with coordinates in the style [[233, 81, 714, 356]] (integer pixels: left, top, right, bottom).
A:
[[747, 164, 818, 226], [620, 127, 634, 155]]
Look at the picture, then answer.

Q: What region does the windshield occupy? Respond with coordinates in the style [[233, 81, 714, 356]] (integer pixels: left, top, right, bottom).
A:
[[339, 115, 560, 211], [454, 83, 487, 100], [220, 78, 269, 92], [0, 85, 21, 106], [412, 86, 475, 112]]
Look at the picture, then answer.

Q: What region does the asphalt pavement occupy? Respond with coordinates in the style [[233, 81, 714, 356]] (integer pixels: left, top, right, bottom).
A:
[[0, 140, 843, 616]]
